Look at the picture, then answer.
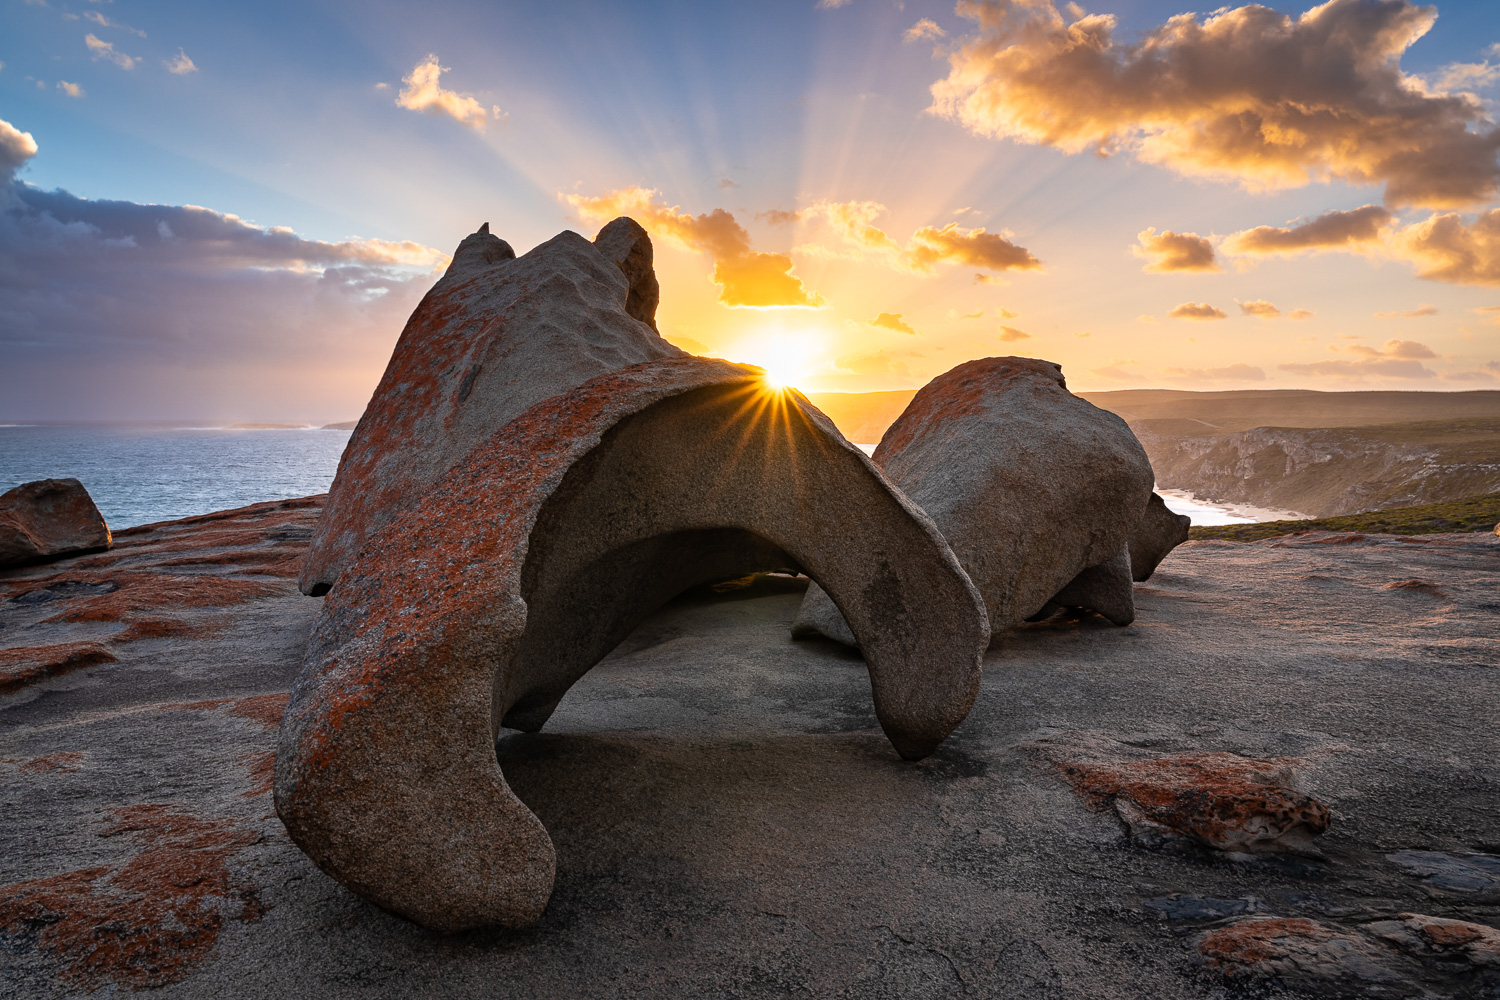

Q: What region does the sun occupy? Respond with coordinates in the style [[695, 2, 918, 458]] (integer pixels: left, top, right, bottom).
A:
[[734, 332, 819, 391]]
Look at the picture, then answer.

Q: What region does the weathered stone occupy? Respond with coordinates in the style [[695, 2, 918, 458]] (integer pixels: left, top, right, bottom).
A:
[[1130, 492, 1191, 581], [1022, 731, 1331, 856], [0, 479, 111, 569], [1366, 913, 1500, 969], [592, 216, 661, 331], [793, 357, 1155, 645], [299, 222, 685, 595], [1195, 917, 1416, 996], [276, 357, 989, 932], [1387, 850, 1500, 892]]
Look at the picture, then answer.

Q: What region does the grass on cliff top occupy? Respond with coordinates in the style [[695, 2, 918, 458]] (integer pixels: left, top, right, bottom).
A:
[[1188, 493, 1500, 542]]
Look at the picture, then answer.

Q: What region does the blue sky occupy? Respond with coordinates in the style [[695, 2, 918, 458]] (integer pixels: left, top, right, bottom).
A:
[[3, 0, 1500, 421]]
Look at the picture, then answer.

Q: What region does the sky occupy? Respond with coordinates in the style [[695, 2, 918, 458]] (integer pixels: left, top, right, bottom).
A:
[[2, 0, 1499, 423]]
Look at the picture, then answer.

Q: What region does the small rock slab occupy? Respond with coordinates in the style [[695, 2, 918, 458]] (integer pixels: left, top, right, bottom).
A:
[[0, 479, 111, 569], [1021, 731, 1331, 856]]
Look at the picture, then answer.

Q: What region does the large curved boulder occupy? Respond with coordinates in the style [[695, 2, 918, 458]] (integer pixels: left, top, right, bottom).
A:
[[276, 357, 989, 932], [1131, 492, 1192, 582], [299, 220, 685, 595], [793, 357, 1156, 646], [0, 479, 111, 569]]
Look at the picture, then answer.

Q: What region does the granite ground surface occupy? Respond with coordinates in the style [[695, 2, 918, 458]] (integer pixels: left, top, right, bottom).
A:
[[1, 499, 1497, 998]]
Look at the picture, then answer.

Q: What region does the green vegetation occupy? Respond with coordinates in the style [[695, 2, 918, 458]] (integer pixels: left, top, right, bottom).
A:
[[1189, 493, 1500, 542]]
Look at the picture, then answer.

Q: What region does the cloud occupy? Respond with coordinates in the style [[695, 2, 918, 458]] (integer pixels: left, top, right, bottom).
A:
[[1164, 363, 1266, 381], [1443, 369, 1497, 383], [1288, 308, 1315, 320], [0, 120, 447, 421], [998, 325, 1031, 342], [85, 33, 139, 70], [1350, 338, 1436, 360], [870, 312, 917, 335], [1221, 205, 1393, 255], [1169, 302, 1227, 320], [56, 80, 85, 98], [1091, 363, 1145, 382], [904, 19, 947, 43], [758, 208, 800, 227], [929, 0, 1500, 208], [396, 55, 499, 131], [1, 119, 39, 177], [164, 49, 197, 75], [1237, 299, 1280, 319], [1473, 305, 1500, 324], [83, 10, 144, 36], [1388, 209, 1500, 286], [1280, 358, 1435, 378], [565, 187, 822, 308], [798, 199, 1040, 276], [1374, 305, 1437, 317], [1132, 228, 1218, 272], [816, 0, 851, 8]]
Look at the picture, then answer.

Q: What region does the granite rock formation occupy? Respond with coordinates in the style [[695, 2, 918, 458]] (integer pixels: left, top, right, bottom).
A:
[[793, 357, 1156, 646], [0, 479, 111, 570], [1130, 492, 1192, 581], [299, 220, 685, 595], [592, 216, 661, 330], [276, 357, 989, 931]]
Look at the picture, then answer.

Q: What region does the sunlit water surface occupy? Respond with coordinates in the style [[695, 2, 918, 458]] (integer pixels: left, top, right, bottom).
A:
[[0, 425, 351, 529], [0, 428, 1304, 532]]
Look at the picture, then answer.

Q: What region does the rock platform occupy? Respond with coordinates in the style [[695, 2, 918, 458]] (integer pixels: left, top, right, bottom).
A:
[[1, 499, 1497, 998]]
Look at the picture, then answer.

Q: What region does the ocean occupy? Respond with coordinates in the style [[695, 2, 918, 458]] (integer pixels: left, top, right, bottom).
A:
[[0, 426, 1286, 531]]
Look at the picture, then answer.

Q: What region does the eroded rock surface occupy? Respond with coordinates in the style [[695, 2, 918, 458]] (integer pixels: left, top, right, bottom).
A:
[[1130, 492, 1191, 581], [794, 357, 1156, 646], [4, 509, 1498, 998], [299, 221, 685, 595], [0, 479, 111, 569], [1021, 730, 1331, 856], [277, 357, 988, 932], [592, 216, 661, 330]]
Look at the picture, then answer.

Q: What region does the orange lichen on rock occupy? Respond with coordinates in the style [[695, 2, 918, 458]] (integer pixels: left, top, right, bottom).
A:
[[1023, 732, 1331, 855], [0, 804, 262, 991], [0, 642, 117, 694], [169, 693, 289, 730], [1194, 916, 1410, 990], [39, 574, 281, 626], [1367, 913, 1500, 968], [18, 752, 86, 774], [114, 616, 226, 644]]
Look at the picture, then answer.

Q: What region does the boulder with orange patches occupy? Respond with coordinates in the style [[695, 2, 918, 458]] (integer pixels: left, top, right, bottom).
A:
[[299, 221, 685, 595]]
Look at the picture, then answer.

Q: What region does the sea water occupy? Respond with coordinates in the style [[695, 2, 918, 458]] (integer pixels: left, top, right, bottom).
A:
[[0, 428, 1303, 532], [0, 425, 352, 530]]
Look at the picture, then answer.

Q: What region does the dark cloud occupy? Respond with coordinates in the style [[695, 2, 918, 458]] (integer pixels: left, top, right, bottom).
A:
[[931, 0, 1500, 208], [1222, 205, 1393, 255], [0, 118, 443, 421]]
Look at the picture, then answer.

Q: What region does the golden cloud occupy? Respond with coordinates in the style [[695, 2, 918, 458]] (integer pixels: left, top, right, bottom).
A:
[[1289, 308, 1315, 320], [1237, 299, 1281, 319], [85, 33, 138, 71], [1374, 305, 1438, 317], [1388, 209, 1500, 286], [1221, 205, 1393, 255], [396, 55, 498, 131], [1350, 338, 1437, 360], [565, 187, 823, 308], [905, 18, 947, 43], [1169, 302, 1227, 320], [929, 0, 1500, 208], [799, 199, 1040, 276], [1132, 228, 1219, 272], [998, 325, 1031, 341], [871, 312, 917, 335]]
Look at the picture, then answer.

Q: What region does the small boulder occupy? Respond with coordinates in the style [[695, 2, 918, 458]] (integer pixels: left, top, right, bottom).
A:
[[1196, 917, 1415, 995], [0, 479, 111, 569], [1366, 913, 1500, 969], [299, 221, 685, 595], [792, 357, 1155, 644]]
